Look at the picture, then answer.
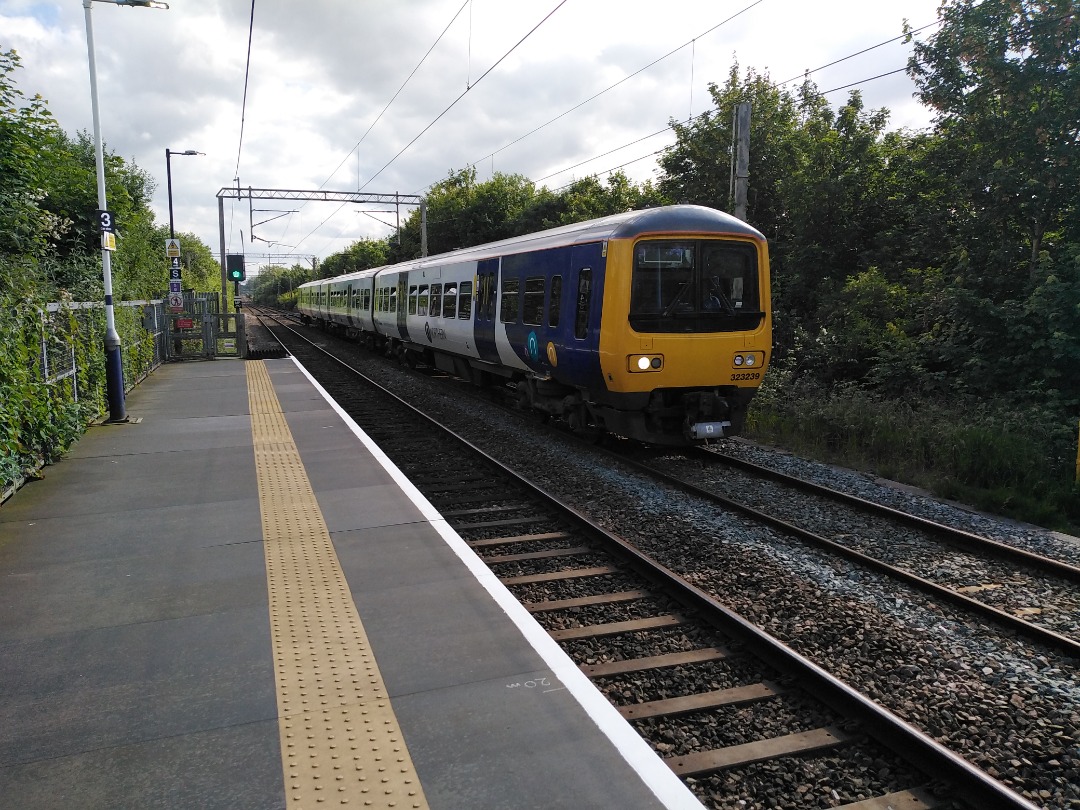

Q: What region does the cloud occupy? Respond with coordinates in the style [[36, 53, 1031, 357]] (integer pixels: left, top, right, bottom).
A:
[[2, 0, 941, 271]]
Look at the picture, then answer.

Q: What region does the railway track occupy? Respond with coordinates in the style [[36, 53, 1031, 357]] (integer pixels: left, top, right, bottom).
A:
[[251, 309, 1044, 810], [610, 445, 1080, 658]]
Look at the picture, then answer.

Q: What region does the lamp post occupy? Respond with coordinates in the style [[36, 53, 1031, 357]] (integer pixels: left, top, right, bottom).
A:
[[82, 0, 168, 424], [165, 149, 203, 240]]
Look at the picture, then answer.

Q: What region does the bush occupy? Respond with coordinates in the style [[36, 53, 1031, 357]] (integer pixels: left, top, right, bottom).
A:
[[746, 373, 1080, 533]]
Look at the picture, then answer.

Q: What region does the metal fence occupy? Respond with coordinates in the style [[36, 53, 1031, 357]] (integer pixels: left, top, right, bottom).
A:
[[40, 292, 243, 412]]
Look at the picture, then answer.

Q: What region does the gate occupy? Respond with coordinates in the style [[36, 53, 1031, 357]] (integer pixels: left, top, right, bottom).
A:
[[167, 292, 246, 360]]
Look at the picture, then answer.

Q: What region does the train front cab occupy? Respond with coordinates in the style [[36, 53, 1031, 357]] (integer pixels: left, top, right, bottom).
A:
[[595, 228, 772, 444]]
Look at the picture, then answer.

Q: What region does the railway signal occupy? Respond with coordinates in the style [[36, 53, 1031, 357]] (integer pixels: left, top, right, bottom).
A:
[[226, 254, 246, 281]]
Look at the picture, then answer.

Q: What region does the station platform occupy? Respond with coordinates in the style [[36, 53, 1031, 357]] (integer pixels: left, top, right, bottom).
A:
[[0, 358, 701, 809]]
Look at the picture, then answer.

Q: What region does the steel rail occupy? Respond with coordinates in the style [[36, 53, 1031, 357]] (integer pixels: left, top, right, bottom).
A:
[[606, 447, 1080, 658], [694, 447, 1080, 583], [253, 309, 1043, 810]]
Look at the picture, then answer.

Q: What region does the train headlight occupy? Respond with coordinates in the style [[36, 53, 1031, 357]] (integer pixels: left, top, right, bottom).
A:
[[732, 352, 765, 369], [628, 355, 663, 372]]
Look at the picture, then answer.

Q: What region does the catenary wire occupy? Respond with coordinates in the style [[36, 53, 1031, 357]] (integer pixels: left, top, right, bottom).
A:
[[232, 0, 256, 184], [314, 0, 472, 192], [426, 0, 767, 194], [530, 18, 946, 191], [279, 0, 472, 253], [291, 9, 945, 257], [357, 0, 569, 193], [290, 0, 569, 253]]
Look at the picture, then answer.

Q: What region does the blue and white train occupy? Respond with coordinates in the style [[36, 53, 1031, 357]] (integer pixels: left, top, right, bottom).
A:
[[296, 204, 771, 445]]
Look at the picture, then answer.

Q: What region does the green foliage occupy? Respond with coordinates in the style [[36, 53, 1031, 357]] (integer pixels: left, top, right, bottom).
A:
[[0, 48, 224, 497], [0, 49, 71, 257], [908, 0, 1080, 279], [746, 378, 1080, 532], [318, 239, 388, 278], [251, 263, 312, 308], [383, 167, 665, 264], [0, 262, 87, 489]]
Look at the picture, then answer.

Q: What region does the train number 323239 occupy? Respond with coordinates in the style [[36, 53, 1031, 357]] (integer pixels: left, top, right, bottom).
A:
[[730, 372, 761, 381]]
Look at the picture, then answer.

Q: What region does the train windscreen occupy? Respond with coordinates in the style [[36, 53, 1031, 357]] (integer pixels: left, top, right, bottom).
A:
[[629, 240, 763, 333]]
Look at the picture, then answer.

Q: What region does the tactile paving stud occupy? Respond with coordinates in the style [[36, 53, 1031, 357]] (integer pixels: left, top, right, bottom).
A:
[[247, 361, 428, 809]]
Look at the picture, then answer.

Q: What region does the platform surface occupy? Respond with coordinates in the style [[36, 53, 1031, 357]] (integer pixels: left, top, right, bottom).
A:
[[0, 358, 700, 809]]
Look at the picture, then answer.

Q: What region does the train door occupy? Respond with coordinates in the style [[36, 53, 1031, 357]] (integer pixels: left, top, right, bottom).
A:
[[474, 258, 500, 364], [395, 273, 408, 338], [554, 242, 606, 387]]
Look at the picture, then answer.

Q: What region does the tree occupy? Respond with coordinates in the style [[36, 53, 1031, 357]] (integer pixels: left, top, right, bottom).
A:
[[658, 64, 803, 234], [319, 238, 389, 278], [0, 49, 69, 261], [908, 0, 1080, 285]]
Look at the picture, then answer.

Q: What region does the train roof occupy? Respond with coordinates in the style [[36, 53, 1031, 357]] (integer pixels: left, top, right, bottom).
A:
[[299, 205, 763, 289]]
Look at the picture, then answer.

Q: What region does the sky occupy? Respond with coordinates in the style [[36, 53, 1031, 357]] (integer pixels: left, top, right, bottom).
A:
[[2, 0, 946, 276]]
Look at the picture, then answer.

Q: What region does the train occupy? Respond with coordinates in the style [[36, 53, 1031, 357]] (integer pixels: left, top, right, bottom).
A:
[[296, 204, 771, 446]]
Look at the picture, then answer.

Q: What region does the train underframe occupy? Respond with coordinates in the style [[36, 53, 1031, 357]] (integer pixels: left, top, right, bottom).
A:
[[311, 320, 755, 446], [514, 375, 755, 446]]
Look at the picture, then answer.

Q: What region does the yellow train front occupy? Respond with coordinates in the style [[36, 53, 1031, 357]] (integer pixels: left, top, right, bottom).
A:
[[511, 205, 771, 445]]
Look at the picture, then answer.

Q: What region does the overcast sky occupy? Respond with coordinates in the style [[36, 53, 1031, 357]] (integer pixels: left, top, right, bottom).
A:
[[3, 0, 944, 275]]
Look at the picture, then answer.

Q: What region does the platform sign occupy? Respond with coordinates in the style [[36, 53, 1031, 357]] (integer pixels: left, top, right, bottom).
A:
[[166, 243, 183, 310]]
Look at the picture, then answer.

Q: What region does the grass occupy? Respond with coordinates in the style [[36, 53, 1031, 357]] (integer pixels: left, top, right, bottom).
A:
[[743, 380, 1080, 536]]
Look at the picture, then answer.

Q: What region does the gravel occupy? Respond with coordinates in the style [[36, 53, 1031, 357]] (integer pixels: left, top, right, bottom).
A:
[[297, 332, 1080, 810]]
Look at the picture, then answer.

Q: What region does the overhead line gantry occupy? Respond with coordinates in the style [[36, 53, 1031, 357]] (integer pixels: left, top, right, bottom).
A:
[[215, 186, 427, 300]]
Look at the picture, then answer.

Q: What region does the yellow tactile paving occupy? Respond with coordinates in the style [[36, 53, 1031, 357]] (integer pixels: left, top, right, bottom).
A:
[[246, 361, 428, 809]]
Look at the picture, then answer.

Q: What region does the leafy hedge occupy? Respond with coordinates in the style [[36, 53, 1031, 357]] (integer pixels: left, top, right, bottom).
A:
[[0, 259, 164, 498], [747, 370, 1080, 533]]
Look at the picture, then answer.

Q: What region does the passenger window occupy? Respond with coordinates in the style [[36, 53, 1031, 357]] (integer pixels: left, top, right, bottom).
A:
[[389, 288, 397, 313], [458, 281, 473, 319], [443, 285, 457, 319], [430, 284, 443, 317], [500, 278, 520, 323], [418, 285, 429, 316], [574, 269, 591, 339], [408, 285, 418, 315], [548, 275, 562, 327], [523, 277, 544, 326]]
